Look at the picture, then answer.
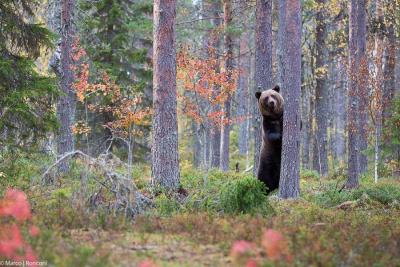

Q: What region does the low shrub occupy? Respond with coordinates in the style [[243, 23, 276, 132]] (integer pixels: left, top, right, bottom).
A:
[[300, 169, 320, 180], [219, 176, 274, 215], [360, 182, 400, 205]]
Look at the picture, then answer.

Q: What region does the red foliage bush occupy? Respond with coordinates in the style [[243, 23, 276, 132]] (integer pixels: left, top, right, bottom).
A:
[[0, 189, 39, 261], [230, 229, 292, 266]]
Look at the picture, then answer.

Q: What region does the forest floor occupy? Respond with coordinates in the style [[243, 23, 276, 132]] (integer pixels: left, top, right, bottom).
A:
[[2, 156, 400, 267]]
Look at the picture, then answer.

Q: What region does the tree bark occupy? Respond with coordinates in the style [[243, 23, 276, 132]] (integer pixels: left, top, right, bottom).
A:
[[278, 0, 301, 198], [56, 0, 76, 173], [374, 0, 384, 183], [314, 0, 329, 176], [151, 0, 180, 190], [357, 0, 368, 175], [300, 58, 310, 169], [237, 32, 250, 156], [334, 56, 347, 165], [220, 0, 234, 172], [346, 0, 360, 188], [383, 0, 396, 126], [209, 1, 222, 169], [253, 0, 273, 176]]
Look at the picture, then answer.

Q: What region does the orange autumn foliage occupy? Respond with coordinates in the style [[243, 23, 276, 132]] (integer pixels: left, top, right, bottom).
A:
[[177, 47, 240, 128], [71, 39, 152, 138]]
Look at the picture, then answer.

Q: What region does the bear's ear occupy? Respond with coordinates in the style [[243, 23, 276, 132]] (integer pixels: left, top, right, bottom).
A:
[[273, 85, 280, 92], [255, 92, 262, 99]]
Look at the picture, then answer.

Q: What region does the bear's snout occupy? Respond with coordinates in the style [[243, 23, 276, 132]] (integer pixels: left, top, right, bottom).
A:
[[268, 101, 275, 108], [264, 99, 276, 110]]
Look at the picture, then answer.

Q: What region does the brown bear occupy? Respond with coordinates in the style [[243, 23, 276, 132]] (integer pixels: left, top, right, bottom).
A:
[[255, 85, 284, 193]]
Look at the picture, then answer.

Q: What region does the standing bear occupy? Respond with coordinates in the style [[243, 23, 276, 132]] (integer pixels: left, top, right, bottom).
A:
[[255, 85, 284, 193]]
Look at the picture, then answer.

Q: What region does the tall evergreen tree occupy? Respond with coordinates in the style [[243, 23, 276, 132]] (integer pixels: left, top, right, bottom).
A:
[[79, 0, 152, 89], [0, 0, 57, 149], [77, 0, 153, 156], [56, 0, 76, 173]]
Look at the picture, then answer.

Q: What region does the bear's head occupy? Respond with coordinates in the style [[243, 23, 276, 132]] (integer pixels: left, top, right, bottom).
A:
[[255, 85, 284, 118]]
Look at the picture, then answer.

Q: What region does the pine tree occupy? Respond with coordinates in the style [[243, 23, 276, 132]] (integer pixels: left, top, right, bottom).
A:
[[151, 0, 180, 190], [79, 0, 152, 89], [77, 0, 153, 156], [0, 0, 57, 149], [220, 0, 234, 172], [278, 0, 302, 198], [254, 0, 273, 176]]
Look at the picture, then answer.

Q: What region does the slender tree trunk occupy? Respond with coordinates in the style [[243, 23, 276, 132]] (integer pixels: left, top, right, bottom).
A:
[[300, 59, 310, 169], [151, 0, 180, 190], [314, 0, 329, 176], [192, 121, 203, 168], [237, 32, 250, 156], [278, 0, 302, 198], [383, 2, 397, 172], [204, 128, 211, 169], [335, 56, 347, 164], [357, 0, 368, 175], [383, 1, 396, 126], [220, 0, 233, 172], [46, 0, 61, 158], [374, 0, 384, 183], [210, 1, 222, 169], [57, 0, 76, 173], [253, 0, 273, 176], [346, 0, 360, 188]]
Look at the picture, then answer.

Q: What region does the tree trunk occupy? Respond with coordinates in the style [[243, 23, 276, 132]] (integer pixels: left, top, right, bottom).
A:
[[192, 121, 203, 168], [57, 0, 76, 173], [335, 56, 347, 165], [209, 1, 222, 169], [357, 0, 368, 175], [314, 0, 329, 176], [151, 0, 180, 191], [300, 58, 310, 169], [220, 0, 234, 172], [374, 0, 384, 183], [253, 0, 273, 176], [383, 1, 396, 126], [346, 0, 360, 188], [278, 0, 302, 198], [237, 32, 250, 156]]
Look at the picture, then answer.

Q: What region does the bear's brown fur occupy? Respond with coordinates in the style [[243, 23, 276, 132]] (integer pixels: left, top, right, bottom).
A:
[[255, 85, 284, 193]]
